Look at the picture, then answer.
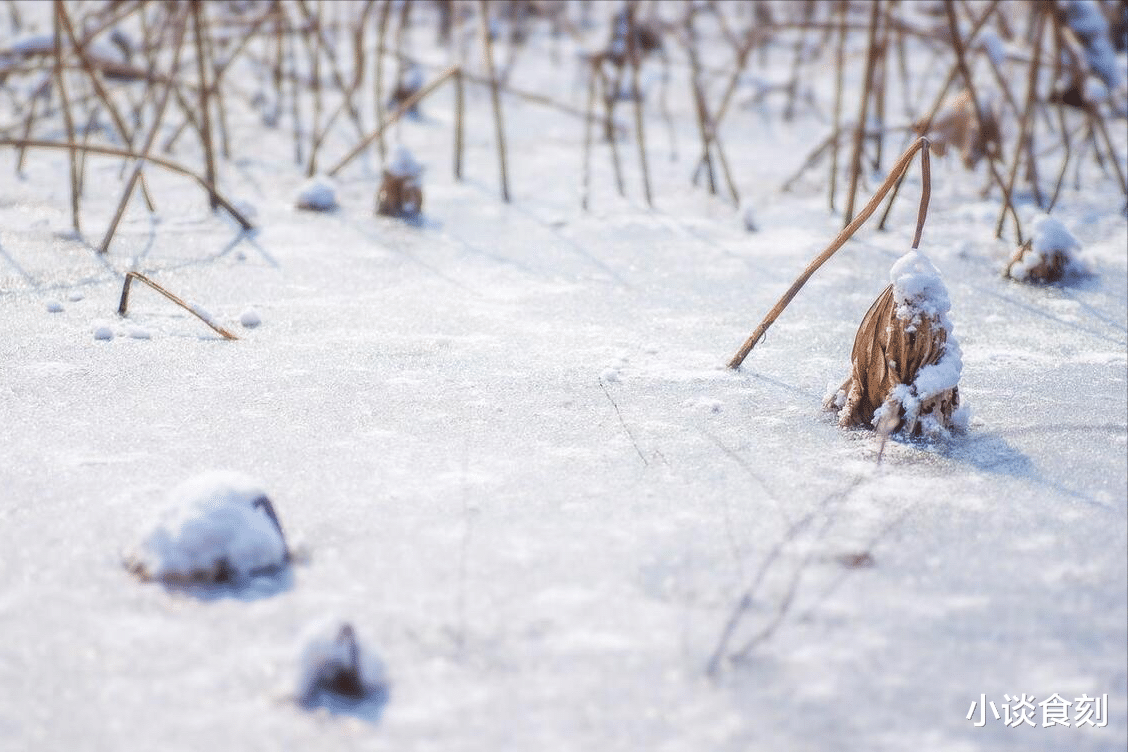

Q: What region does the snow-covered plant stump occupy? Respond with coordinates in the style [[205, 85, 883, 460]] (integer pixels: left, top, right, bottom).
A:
[[1005, 214, 1084, 283], [825, 250, 965, 437], [297, 621, 389, 711], [295, 175, 338, 212], [125, 471, 290, 586], [376, 145, 424, 219]]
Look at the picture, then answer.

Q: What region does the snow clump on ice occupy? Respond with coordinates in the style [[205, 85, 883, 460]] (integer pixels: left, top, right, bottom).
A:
[[295, 175, 338, 212], [240, 308, 262, 328], [386, 144, 423, 179], [297, 620, 389, 712], [1006, 213, 1085, 283], [125, 471, 289, 586]]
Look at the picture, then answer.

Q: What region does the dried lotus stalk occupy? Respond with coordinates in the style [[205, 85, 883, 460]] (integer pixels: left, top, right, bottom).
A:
[[826, 252, 962, 437]]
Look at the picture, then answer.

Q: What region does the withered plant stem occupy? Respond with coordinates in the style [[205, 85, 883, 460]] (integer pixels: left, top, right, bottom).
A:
[[996, 7, 1045, 239], [191, 0, 219, 209], [453, 68, 464, 180], [52, 0, 80, 235], [477, 0, 511, 202], [829, 0, 846, 212], [0, 138, 254, 230], [117, 272, 238, 340], [581, 62, 597, 211], [727, 137, 932, 370], [625, 3, 652, 208], [99, 8, 188, 254], [843, 0, 882, 226], [327, 64, 459, 178]]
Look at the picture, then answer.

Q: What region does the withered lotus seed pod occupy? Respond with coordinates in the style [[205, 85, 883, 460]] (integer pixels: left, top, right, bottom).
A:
[[1005, 214, 1083, 284], [825, 250, 964, 438], [376, 145, 424, 219]]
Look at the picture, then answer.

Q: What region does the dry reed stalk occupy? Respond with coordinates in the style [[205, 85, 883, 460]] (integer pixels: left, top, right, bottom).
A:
[[326, 63, 459, 178], [99, 8, 188, 255], [191, 0, 219, 210], [996, 8, 1046, 239], [117, 271, 238, 340], [477, 0, 511, 202], [373, 0, 393, 164], [843, 0, 882, 226], [52, 0, 80, 235], [728, 137, 933, 370], [597, 64, 626, 198], [15, 76, 50, 173], [0, 138, 254, 230], [625, 2, 653, 207], [942, 0, 1022, 241], [829, 0, 846, 211]]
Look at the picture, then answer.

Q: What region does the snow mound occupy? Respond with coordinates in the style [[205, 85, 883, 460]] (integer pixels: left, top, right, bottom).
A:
[[1006, 213, 1085, 283], [890, 250, 952, 331], [240, 308, 262, 328], [45, 300, 63, 313], [297, 620, 390, 713], [386, 145, 423, 179], [93, 322, 114, 341], [126, 471, 289, 586], [295, 175, 338, 212]]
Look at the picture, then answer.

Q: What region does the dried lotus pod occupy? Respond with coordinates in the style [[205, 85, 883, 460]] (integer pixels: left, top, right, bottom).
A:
[[915, 91, 1001, 169], [376, 172, 423, 218], [1005, 214, 1082, 283], [376, 145, 424, 218], [825, 251, 963, 438]]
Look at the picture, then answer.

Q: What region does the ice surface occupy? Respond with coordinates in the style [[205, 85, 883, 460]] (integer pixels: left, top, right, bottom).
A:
[[0, 4, 1125, 752], [127, 471, 288, 584]]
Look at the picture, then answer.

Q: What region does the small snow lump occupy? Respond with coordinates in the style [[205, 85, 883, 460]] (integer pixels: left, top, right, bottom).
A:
[[295, 175, 338, 212], [297, 620, 390, 713], [126, 471, 290, 586]]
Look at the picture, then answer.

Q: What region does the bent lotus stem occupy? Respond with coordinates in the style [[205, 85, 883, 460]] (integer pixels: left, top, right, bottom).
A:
[[117, 271, 239, 340], [727, 136, 932, 370]]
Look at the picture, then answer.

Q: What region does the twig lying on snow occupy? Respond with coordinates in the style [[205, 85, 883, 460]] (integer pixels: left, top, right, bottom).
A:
[[117, 271, 238, 340]]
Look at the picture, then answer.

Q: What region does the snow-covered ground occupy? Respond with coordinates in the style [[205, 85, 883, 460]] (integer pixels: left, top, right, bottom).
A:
[[1, 3, 1125, 751]]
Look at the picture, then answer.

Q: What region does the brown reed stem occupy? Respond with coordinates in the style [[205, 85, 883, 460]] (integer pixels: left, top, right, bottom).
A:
[[191, 0, 219, 209], [117, 271, 238, 340], [843, 0, 882, 225], [625, 2, 652, 207], [0, 138, 254, 230], [996, 7, 1045, 238], [100, 8, 187, 254], [478, 0, 511, 202], [52, 1, 80, 235], [327, 64, 460, 178], [728, 137, 932, 370]]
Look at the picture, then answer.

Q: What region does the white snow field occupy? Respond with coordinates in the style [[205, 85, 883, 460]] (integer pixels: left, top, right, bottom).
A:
[[0, 2, 1125, 751]]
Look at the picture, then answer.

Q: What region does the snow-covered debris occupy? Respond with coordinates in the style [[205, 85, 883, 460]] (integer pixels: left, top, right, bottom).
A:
[[1005, 213, 1085, 283], [125, 471, 290, 586], [295, 175, 337, 212], [127, 326, 151, 340], [45, 300, 63, 313], [826, 250, 965, 438], [240, 308, 262, 328], [377, 145, 424, 218], [297, 621, 389, 711], [92, 322, 114, 341]]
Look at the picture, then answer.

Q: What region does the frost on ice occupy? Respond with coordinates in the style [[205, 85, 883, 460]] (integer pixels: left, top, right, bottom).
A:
[[295, 175, 338, 212], [296, 620, 389, 714], [1005, 213, 1085, 283], [825, 250, 965, 438], [125, 471, 290, 587]]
